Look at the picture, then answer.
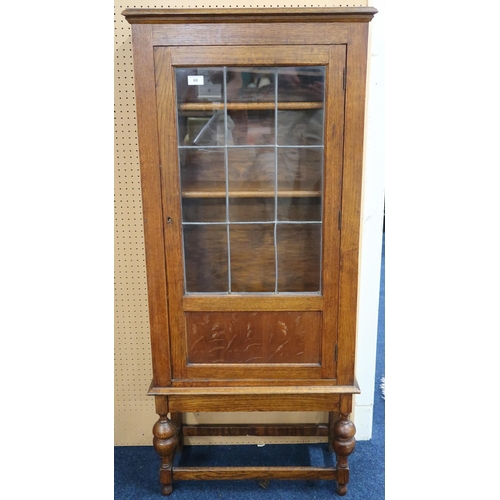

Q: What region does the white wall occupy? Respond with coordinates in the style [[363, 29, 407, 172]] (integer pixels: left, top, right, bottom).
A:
[[353, 1, 385, 440]]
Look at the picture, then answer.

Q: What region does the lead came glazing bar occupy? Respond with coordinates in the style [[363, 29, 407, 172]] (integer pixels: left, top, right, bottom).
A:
[[223, 66, 232, 294], [274, 67, 279, 294], [179, 144, 324, 149], [182, 220, 321, 225]]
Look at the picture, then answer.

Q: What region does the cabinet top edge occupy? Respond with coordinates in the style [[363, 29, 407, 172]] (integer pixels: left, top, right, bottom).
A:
[[122, 7, 378, 24]]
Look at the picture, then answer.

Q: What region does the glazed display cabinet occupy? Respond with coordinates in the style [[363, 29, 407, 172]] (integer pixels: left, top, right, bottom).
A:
[[122, 6, 377, 495]]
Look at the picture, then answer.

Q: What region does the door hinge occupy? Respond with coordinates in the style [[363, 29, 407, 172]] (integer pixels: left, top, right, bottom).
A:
[[334, 344, 338, 363], [338, 210, 342, 230], [343, 68, 346, 90]]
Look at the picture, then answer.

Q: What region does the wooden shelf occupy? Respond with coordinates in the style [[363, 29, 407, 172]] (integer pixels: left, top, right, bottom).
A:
[[179, 101, 323, 111], [182, 186, 320, 199]]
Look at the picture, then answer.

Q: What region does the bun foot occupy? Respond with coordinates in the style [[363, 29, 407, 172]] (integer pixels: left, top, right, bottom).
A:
[[161, 484, 173, 496], [336, 484, 348, 496]]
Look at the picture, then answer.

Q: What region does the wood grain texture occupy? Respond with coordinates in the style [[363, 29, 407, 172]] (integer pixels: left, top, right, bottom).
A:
[[332, 409, 356, 495], [182, 190, 320, 198], [153, 22, 347, 47], [168, 393, 340, 412], [154, 395, 169, 416], [186, 311, 321, 364], [336, 24, 370, 385], [154, 46, 189, 380], [184, 363, 323, 381], [173, 466, 337, 480], [123, 7, 378, 24], [169, 378, 338, 387], [182, 424, 329, 437], [149, 384, 360, 395], [130, 24, 172, 387], [321, 45, 346, 378], [182, 295, 323, 312], [153, 414, 179, 495], [171, 45, 330, 67]]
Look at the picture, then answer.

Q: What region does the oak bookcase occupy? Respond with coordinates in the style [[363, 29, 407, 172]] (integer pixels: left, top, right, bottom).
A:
[[122, 7, 377, 495]]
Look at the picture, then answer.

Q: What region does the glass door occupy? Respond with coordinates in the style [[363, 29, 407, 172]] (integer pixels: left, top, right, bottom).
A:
[[154, 45, 346, 380], [176, 66, 324, 295]]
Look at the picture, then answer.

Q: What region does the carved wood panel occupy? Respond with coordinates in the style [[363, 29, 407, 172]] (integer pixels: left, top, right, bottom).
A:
[[186, 311, 321, 364]]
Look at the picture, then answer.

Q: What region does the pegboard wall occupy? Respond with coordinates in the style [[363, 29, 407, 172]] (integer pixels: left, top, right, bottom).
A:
[[114, 0, 370, 446]]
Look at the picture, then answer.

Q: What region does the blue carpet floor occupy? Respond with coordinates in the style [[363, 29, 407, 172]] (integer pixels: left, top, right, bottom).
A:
[[115, 239, 385, 499]]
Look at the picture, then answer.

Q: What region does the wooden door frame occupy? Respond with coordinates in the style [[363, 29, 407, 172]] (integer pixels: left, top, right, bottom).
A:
[[154, 44, 346, 382]]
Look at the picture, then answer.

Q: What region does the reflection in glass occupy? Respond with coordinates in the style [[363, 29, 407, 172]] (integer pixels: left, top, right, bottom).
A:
[[176, 68, 228, 147], [226, 67, 275, 146], [176, 68, 223, 104], [277, 146, 323, 221], [228, 147, 275, 222], [277, 197, 322, 222], [277, 67, 325, 103], [180, 148, 226, 223], [230, 224, 275, 292], [186, 111, 228, 147], [175, 66, 326, 295], [277, 67, 325, 146], [277, 223, 322, 292], [278, 147, 323, 192], [183, 224, 228, 293], [226, 67, 275, 103], [277, 109, 324, 146]]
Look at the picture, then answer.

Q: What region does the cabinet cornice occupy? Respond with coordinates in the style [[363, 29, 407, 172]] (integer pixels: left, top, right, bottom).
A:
[[122, 7, 378, 24]]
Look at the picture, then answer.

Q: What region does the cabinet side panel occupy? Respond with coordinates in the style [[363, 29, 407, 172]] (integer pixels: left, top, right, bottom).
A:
[[337, 23, 370, 385], [131, 24, 173, 386]]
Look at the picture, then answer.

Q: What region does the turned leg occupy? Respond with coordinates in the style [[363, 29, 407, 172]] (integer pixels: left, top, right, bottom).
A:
[[328, 411, 340, 452], [332, 413, 356, 496], [153, 414, 179, 495], [170, 412, 184, 451]]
